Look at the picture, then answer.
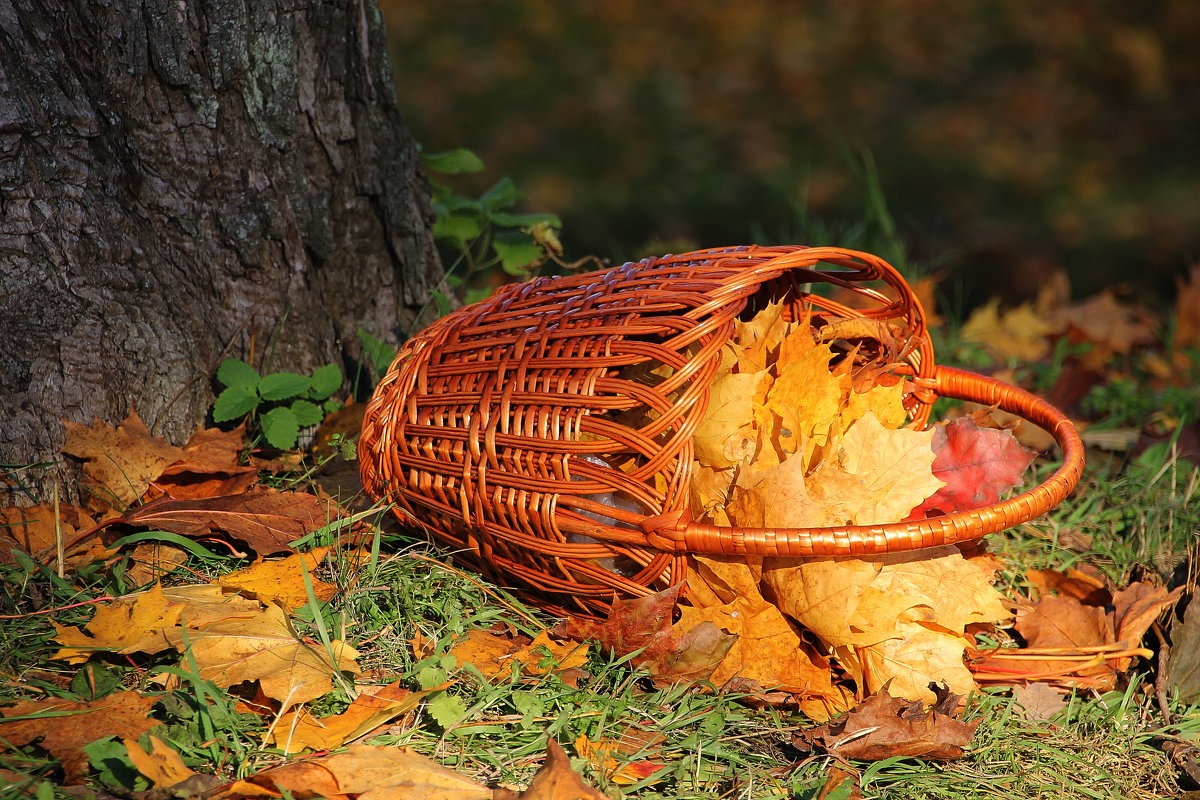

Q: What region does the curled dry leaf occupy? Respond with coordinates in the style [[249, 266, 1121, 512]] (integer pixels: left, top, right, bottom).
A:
[[1166, 592, 1200, 704], [972, 576, 1180, 688], [555, 584, 735, 685], [520, 739, 607, 800], [117, 487, 339, 555], [268, 680, 435, 754], [795, 683, 977, 762], [0, 502, 100, 566], [446, 628, 590, 681], [154, 423, 259, 499]]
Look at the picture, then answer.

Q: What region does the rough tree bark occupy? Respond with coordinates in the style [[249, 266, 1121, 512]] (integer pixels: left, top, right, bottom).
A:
[[0, 0, 442, 503]]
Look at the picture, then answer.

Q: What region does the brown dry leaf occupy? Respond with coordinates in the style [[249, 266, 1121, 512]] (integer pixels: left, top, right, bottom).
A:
[[62, 410, 185, 512], [448, 629, 590, 680], [574, 727, 666, 786], [0, 691, 159, 784], [1175, 264, 1200, 351], [218, 548, 338, 610], [959, 299, 1058, 363], [1012, 682, 1068, 721], [120, 487, 339, 555], [555, 585, 735, 685], [0, 503, 98, 565], [813, 766, 864, 800], [762, 546, 1010, 702], [124, 734, 198, 789], [519, 739, 607, 800], [964, 582, 1171, 690], [795, 683, 977, 761], [1111, 582, 1183, 670], [124, 542, 191, 586], [1059, 291, 1157, 368], [155, 424, 259, 500], [1026, 567, 1110, 606], [268, 680, 432, 753], [226, 760, 344, 799]]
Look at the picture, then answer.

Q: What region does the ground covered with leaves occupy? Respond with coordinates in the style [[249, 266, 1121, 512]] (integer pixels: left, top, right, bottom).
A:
[[2, 266, 1200, 799]]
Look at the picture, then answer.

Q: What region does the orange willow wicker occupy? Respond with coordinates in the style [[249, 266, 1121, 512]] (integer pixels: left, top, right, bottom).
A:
[[359, 246, 1085, 617]]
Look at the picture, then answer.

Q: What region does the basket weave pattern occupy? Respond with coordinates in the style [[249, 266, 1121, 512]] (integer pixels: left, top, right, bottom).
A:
[[359, 246, 1084, 616]]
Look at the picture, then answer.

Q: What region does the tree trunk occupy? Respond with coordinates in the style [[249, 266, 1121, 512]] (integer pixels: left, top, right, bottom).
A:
[[0, 0, 442, 503]]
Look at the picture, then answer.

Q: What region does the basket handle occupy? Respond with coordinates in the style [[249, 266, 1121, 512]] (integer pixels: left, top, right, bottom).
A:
[[641, 365, 1085, 557]]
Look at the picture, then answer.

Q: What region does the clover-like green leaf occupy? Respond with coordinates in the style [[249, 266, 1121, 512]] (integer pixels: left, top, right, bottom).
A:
[[260, 407, 300, 450], [290, 399, 323, 428], [213, 386, 259, 422], [258, 372, 311, 401], [216, 358, 260, 391], [308, 364, 342, 401]]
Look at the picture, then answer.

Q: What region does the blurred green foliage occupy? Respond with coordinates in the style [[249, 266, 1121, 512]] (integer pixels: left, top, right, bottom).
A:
[[381, 0, 1198, 305]]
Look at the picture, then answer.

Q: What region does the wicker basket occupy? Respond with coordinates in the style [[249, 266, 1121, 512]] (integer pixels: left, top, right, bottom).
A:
[[359, 246, 1085, 617]]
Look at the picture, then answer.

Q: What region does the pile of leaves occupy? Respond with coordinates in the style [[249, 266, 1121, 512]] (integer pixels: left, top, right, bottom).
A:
[[0, 414, 610, 797], [556, 271, 1198, 761]]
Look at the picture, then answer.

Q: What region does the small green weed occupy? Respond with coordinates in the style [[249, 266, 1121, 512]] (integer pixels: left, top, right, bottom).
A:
[[211, 358, 343, 450], [422, 147, 600, 312]]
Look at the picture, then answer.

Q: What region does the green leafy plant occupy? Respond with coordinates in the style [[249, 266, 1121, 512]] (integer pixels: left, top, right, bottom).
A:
[[423, 147, 599, 312], [212, 359, 343, 450]]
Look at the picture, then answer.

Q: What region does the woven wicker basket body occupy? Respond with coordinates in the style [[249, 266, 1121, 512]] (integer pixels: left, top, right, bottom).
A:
[[359, 246, 1084, 617]]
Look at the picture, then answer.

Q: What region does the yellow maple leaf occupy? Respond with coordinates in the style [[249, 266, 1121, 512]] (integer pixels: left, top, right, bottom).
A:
[[727, 451, 828, 528], [765, 344, 846, 465], [692, 369, 772, 468], [124, 735, 197, 790], [235, 744, 495, 800], [447, 629, 589, 680], [53, 583, 189, 662], [762, 546, 1011, 703], [732, 300, 794, 372], [163, 604, 360, 709], [959, 299, 1057, 363], [804, 411, 943, 526], [52, 582, 358, 711], [218, 548, 338, 610]]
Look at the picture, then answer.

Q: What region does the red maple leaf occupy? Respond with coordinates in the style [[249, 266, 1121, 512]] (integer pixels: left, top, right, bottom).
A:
[[909, 416, 1036, 518]]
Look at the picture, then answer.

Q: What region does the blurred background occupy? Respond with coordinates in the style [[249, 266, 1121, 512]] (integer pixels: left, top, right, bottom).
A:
[[379, 0, 1199, 309]]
